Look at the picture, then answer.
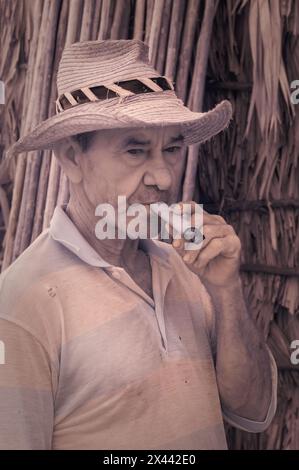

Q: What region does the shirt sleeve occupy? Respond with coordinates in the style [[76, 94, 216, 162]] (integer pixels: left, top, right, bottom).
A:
[[0, 318, 55, 449], [221, 345, 278, 433]]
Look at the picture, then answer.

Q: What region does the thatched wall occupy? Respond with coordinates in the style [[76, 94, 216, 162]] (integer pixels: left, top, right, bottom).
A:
[[0, 0, 298, 449]]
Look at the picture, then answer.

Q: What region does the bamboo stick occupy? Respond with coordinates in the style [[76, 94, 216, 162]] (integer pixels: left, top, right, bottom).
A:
[[2, 0, 43, 269], [148, 0, 165, 66], [91, 0, 102, 39], [156, 0, 172, 74], [65, 0, 83, 45], [188, 0, 217, 112], [12, 152, 32, 261], [133, 0, 145, 41], [16, 0, 62, 256], [80, 0, 94, 41], [176, 0, 201, 102], [164, 0, 185, 80], [12, 0, 51, 255], [98, 0, 112, 39], [111, 0, 128, 39], [18, 150, 43, 253], [144, 0, 154, 45], [0, 158, 12, 185], [0, 186, 10, 229], [183, 0, 218, 201], [1, 156, 26, 270]]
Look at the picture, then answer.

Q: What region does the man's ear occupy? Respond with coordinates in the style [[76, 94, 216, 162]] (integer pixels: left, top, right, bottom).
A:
[[52, 137, 83, 184]]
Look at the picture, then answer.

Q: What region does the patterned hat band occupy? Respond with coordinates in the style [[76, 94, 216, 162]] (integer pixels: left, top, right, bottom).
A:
[[55, 76, 174, 114]]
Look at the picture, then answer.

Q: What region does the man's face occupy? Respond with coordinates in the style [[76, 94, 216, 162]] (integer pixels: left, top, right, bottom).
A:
[[77, 125, 187, 210]]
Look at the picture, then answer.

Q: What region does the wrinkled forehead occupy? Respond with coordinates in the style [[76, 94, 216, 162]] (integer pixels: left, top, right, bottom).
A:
[[93, 125, 184, 148]]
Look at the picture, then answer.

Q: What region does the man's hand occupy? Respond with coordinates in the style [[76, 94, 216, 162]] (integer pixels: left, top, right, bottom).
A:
[[170, 201, 241, 288]]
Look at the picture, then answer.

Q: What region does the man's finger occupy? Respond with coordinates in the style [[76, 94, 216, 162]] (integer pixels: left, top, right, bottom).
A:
[[176, 201, 226, 225], [195, 235, 241, 272]]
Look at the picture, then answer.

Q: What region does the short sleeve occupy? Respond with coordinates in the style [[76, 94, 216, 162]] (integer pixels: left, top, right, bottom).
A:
[[221, 345, 278, 433], [0, 318, 55, 449]]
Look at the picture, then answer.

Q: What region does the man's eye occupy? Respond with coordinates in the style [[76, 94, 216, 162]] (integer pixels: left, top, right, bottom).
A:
[[165, 146, 181, 153], [127, 149, 145, 155]]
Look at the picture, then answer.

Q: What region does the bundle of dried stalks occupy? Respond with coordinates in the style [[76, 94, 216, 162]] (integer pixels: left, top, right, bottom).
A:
[[199, 0, 299, 449]]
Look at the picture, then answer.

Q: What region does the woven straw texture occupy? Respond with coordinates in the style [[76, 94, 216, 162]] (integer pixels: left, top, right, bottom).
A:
[[8, 39, 232, 156]]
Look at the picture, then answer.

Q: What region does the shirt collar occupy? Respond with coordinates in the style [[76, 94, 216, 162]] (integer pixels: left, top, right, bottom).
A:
[[49, 205, 171, 269]]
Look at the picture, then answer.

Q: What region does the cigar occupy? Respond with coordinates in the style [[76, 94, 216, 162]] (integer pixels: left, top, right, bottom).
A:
[[150, 202, 204, 245]]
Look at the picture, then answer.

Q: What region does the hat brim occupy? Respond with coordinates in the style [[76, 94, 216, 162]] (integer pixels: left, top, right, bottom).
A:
[[7, 91, 232, 157]]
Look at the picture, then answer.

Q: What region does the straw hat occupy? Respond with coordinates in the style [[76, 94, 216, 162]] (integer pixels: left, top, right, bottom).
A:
[[8, 39, 232, 156]]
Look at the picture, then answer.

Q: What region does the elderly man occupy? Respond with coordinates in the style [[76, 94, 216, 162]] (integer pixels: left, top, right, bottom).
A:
[[0, 40, 277, 450]]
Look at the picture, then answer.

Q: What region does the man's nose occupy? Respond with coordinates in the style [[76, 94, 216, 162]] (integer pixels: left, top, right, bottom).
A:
[[143, 153, 172, 190]]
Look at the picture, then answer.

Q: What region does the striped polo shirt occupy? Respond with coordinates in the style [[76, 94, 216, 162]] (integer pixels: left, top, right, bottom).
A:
[[0, 205, 277, 449]]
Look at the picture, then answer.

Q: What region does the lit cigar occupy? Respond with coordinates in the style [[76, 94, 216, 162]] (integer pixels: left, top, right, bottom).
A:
[[150, 202, 204, 245]]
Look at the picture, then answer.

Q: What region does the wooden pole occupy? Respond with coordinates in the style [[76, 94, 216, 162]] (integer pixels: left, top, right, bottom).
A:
[[111, 0, 130, 39], [165, 0, 185, 80], [2, 0, 43, 269], [16, 0, 62, 257], [133, 0, 145, 41], [148, 0, 165, 66], [182, 0, 218, 201], [91, 0, 103, 39], [80, 0, 95, 41], [98, 0, 112, 39], [156, 0, 172, 74], [65, 0, 83, 45], [144, 0, 154, 45], [176, 0, 201, 102]]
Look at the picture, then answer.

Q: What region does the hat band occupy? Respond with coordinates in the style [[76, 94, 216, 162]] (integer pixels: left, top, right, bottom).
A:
[[55, 76, 174, 114]]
